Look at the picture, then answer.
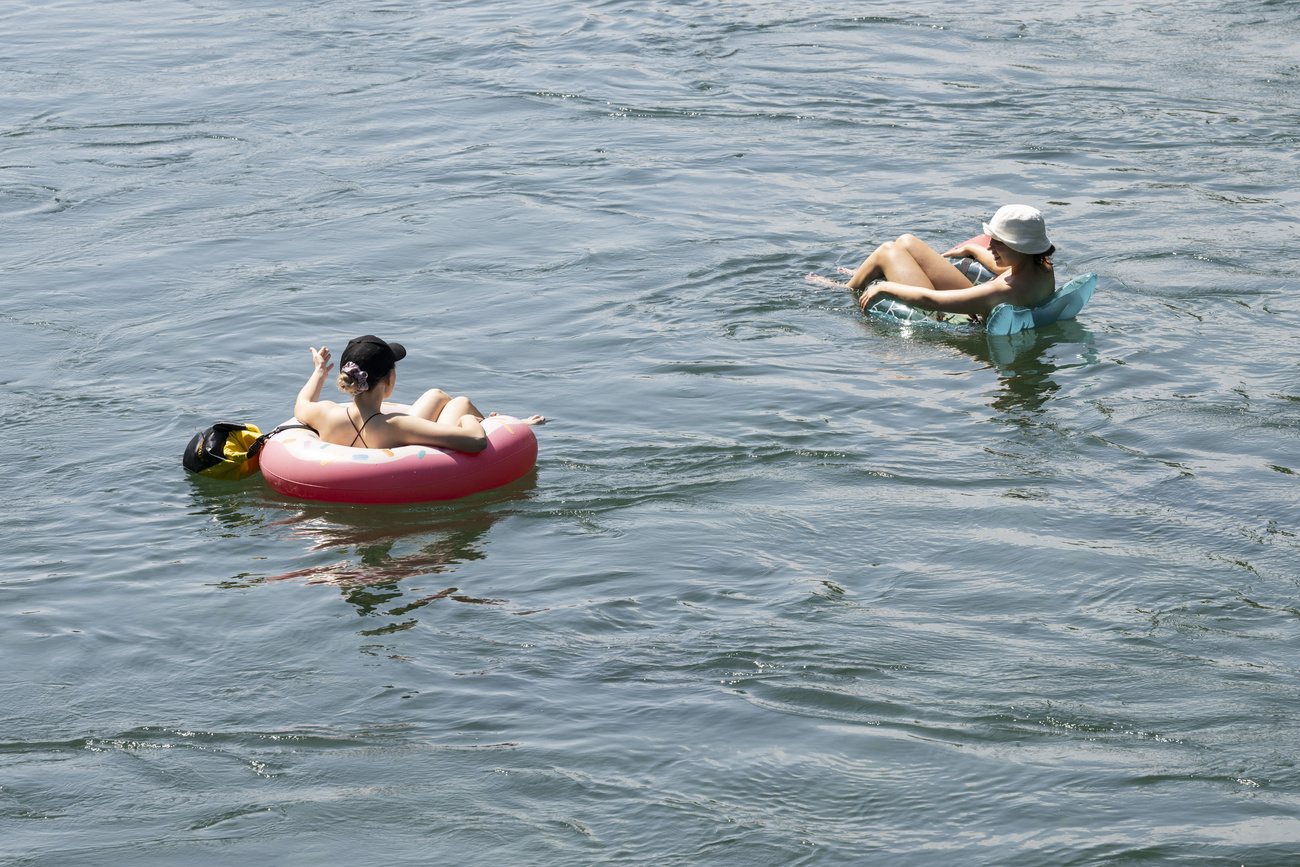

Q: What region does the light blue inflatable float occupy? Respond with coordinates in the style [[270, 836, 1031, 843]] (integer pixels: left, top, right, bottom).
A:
[[808, 235, 1097, 335], [864, 272, 1098, 336]]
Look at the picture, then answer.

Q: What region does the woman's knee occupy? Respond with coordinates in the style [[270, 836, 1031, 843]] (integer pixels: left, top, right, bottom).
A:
[[436, 395, 476, 423], [411, 388, 452, 421], [870, 239, 898, 259], [878, 238, 917, 264]]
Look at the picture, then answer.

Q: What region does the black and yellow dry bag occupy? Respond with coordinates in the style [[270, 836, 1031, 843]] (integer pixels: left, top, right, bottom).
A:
[[183, 422, 314, 481], [183, 423, 267, 480]]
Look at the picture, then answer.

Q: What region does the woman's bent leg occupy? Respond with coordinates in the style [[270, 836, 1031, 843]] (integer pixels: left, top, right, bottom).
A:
[[436, 395, 485, 424], [847, 235, 931, 290], [847, 234, 972, 292], [896, 234, 976, 293], [410, 389, 453, 422], [410, 389, 486, 425]]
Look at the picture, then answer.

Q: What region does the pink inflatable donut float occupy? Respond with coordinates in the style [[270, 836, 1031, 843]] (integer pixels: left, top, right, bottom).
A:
[[260, 404, 538, 504]]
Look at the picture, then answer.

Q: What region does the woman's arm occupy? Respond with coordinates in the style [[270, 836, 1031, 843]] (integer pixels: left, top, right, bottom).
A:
[[942, 242, 1007, 275], [388, 414, 488, 453], [294, 346, 335, 425], [859, 278, 1020, 317]]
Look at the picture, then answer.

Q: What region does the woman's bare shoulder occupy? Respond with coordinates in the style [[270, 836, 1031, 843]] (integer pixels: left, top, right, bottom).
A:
[[995, 268, 1052, 306]]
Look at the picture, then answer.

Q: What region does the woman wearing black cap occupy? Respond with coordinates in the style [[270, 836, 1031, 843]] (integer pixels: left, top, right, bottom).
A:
[[811, 205, 1057, 320], [294, 335, 543, 453]]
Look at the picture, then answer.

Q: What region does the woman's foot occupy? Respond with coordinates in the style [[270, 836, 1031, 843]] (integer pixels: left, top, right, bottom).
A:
[[805, 272, 847, 289]]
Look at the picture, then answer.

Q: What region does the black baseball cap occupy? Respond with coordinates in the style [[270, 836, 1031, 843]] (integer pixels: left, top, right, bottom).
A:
[[340, 335, 407, 380]]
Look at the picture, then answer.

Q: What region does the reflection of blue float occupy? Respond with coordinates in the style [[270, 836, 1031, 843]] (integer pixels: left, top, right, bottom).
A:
[[985, 317, 1097, 373], [865, 273, 1098, 336]]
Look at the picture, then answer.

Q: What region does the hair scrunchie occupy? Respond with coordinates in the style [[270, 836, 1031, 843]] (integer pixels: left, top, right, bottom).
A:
[[342, 362, 369, 392]]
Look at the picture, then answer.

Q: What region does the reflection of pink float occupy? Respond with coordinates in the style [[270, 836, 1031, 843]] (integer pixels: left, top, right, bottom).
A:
[[260, 404, 538, 504]]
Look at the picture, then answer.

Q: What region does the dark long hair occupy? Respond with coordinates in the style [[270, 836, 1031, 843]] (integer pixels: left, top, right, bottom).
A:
[[1034, 245, 1055, 270]]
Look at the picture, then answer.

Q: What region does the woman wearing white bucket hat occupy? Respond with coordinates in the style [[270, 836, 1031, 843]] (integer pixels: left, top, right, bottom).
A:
[[817, 205, 1056, 321]]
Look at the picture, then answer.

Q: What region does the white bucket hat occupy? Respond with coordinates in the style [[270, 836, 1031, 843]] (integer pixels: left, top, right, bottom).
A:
[[983, 204, 1052, 254]]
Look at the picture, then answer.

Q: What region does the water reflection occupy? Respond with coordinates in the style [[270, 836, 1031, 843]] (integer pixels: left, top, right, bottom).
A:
[[266, 509, 493, 585], [940, 320, 1098, 418], [184, 477, 270, 536], [188, 472, 539, 626]]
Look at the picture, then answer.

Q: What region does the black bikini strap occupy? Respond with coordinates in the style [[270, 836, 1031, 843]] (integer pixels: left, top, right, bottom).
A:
[[348, 410, 383, 449]]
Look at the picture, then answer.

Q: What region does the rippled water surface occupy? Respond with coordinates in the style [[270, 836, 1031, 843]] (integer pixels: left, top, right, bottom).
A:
[[4, 1, 1300, 864]]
